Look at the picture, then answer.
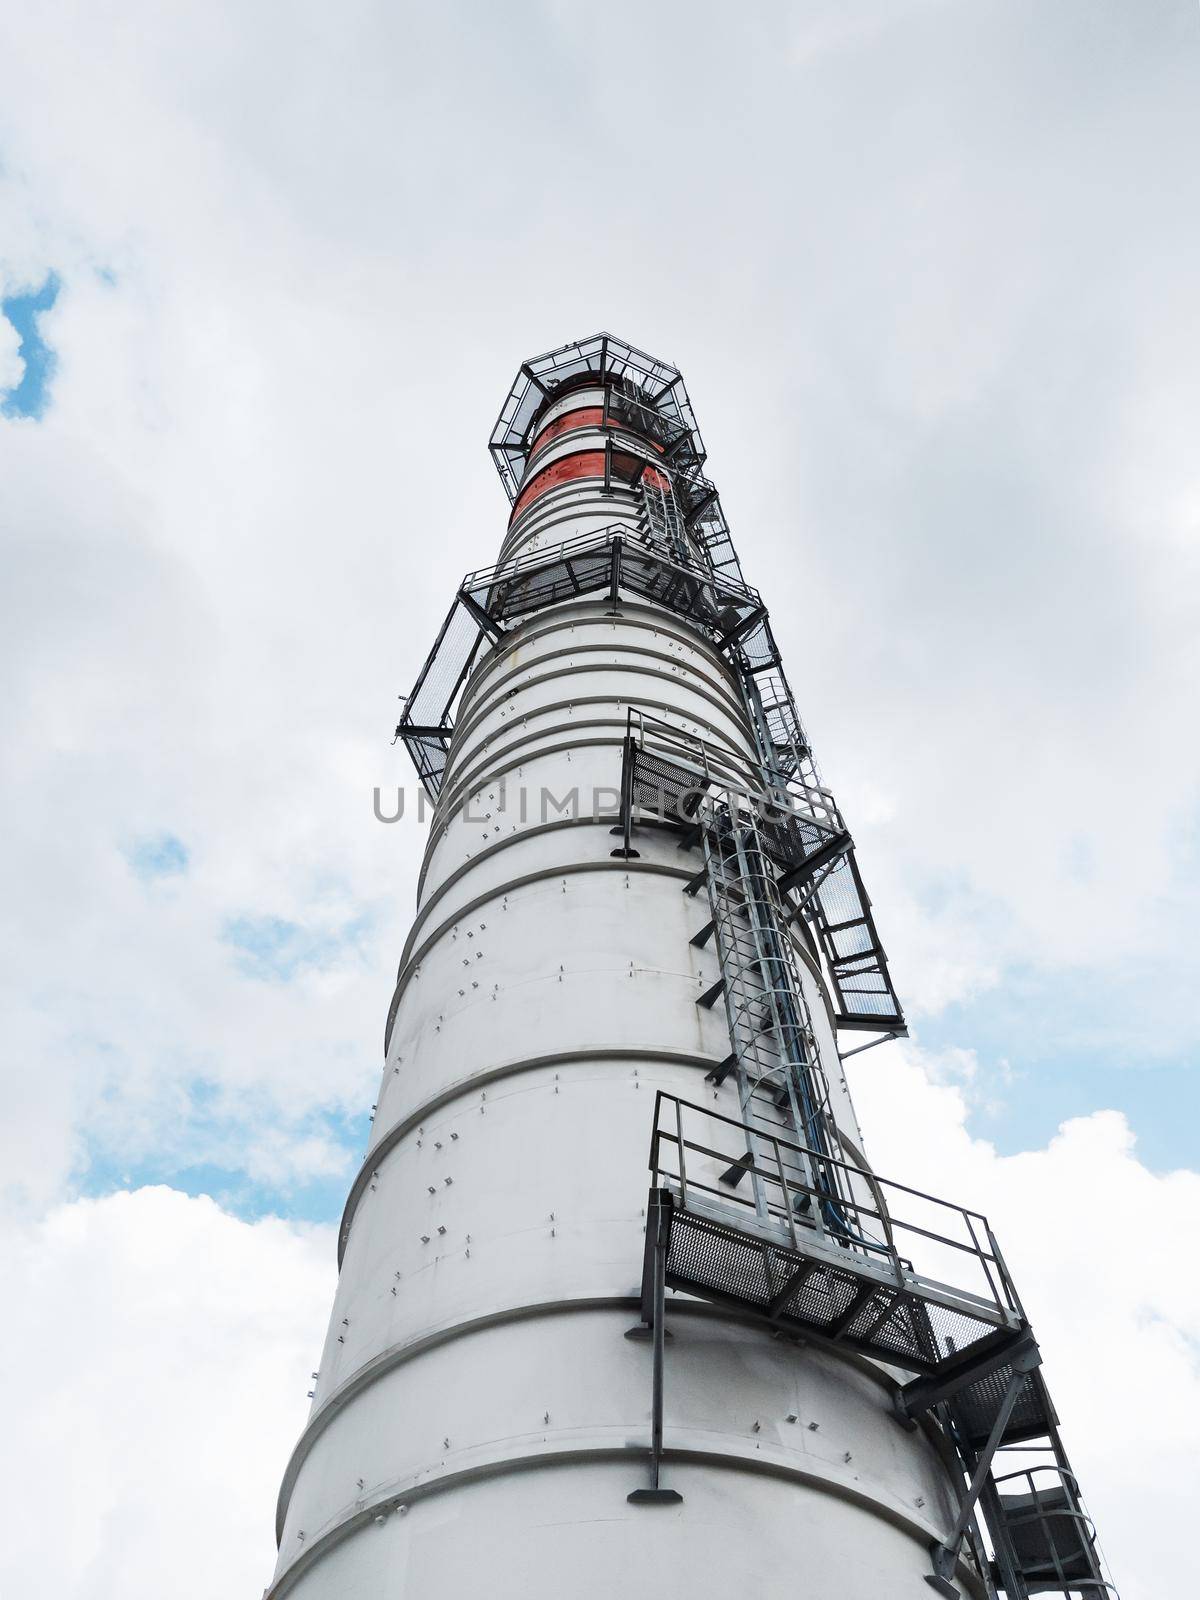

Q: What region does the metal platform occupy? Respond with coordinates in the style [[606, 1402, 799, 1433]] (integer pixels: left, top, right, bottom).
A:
[[395, 528, 765, 798], [646, 1092, 1026, 1382], [460, 525, 763, 639], [617, 709, 846, 861]]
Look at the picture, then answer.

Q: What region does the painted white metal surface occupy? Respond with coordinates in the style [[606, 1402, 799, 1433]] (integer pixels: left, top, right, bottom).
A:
[[269, 410, 978, 1600]]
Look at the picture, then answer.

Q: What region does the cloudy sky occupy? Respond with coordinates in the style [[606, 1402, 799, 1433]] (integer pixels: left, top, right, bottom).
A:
[[1, 3, 1197, 1595]]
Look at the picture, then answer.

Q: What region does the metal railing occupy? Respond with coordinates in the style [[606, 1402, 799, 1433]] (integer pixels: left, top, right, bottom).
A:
[[650, 1091, 1023, 1329], [460, 522, 762, 615], [622, 708, 847, 849], [624, 710, 765, 816]]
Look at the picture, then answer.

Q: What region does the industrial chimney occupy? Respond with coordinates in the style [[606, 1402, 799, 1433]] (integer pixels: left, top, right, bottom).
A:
[[268, 334, 1117, 1599]]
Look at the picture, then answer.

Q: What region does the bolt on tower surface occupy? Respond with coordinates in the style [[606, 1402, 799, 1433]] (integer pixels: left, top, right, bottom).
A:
[[269, 334, 1119, 1599]]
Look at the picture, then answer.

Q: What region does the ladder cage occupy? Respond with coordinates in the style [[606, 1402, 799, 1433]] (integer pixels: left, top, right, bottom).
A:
[[699, 809, 839, 1165], [993, 1464, 1111, 1591], [615, 709, 901, 1067]]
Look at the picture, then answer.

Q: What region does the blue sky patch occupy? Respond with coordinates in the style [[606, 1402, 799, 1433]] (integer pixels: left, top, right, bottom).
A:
[[222, 909, 372, 982], [1, 272, 60, 419], [124, 832, 190, 881], [81, 1154, 357, 1226], [78, 1101, 368, 1225], [916, 961, 1199, 1171]]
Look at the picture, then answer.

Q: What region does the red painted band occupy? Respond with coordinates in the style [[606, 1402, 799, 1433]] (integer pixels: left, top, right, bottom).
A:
[[526, 404, 668, 470], [529, 406, 608, 454]]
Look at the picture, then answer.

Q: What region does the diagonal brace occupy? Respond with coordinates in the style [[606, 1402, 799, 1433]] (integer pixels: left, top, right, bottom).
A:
[[457, 588, 506, 641], [925, 1343, 1042, 1594]]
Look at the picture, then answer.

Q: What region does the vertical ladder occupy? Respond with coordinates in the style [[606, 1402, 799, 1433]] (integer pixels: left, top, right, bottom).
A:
[[638, 474, 690, 567], [697, 806, 844, 1230]]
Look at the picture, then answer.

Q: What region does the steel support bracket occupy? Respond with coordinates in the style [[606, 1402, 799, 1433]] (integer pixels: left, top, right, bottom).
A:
[[457, 588, 505, 642], [682, 865, 707, 897], [697, 976, 726, 1009], [897, 1329, 1039, 1424], [777, 830, 853, 898], [718, 1151, 754, 1188], [923, 1554, 960, 1598], [705, 1052, 736, 1086]]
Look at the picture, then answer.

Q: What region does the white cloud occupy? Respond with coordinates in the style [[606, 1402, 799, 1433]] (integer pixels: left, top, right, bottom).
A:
[[0, 1188, 333, 1600], [244, 1128, 358, 1188]]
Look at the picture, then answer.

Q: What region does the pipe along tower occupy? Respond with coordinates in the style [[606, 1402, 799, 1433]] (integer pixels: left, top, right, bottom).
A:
[[269, 334, 1119, 1599]]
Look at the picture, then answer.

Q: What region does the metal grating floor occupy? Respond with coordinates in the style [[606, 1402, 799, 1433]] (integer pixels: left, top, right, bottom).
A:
[[665, 1205, 1020, 1379], [954, 1363, 1052, 1448]]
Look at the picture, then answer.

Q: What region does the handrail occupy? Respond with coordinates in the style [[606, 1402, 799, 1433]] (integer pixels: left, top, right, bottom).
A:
[[653, 1128, 985, 1271], [461, 522, 762, 608], [652, 1089, 997, 1227]]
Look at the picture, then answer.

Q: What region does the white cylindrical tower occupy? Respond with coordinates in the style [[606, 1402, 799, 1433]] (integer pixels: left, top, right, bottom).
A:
[[267, 336, 1115, 1600]]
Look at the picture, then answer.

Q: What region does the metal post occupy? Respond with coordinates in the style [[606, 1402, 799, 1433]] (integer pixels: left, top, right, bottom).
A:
[[629, 1190, 683, 1505], [774, 1136, 798, 1251], [610, 734, 640, 860], [606, 534, 622, 614], [675, 1099, 688, 1209]]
